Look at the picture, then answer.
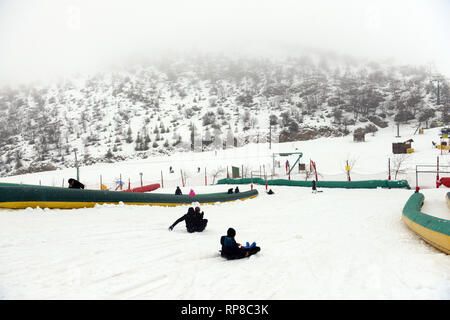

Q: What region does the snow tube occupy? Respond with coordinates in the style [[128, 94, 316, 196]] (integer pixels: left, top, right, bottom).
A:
[[439, 177, 450, 187], [402, 192, 450, 254], [0, 185, 258, 209], [218, 178, 411, 189], [122, 184, 160, 193]]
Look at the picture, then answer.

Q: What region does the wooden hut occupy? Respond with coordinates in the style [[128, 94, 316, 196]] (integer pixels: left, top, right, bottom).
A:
[[353, 128, 365, 142], [392, 139, 414, 154]]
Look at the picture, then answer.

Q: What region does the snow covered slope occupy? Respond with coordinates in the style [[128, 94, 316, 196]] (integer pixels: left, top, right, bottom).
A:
[[0, 124, 449, 299]]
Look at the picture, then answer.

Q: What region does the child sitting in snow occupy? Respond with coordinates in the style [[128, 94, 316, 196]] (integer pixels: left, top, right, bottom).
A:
[[220, 228, 260, 260]]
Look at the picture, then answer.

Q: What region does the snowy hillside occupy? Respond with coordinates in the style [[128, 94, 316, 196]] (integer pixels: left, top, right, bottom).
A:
[[0, 52, 448, 177], [0, 124, 449, 300]]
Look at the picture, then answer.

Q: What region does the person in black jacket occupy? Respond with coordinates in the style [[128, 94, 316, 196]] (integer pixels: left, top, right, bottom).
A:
[[234, 186, 240, 193], [312, 180, 317, 193], [220, 228, 260, 260], [175, 186, 182, 195], [68, 178, 84, 189], [168, 205, 208, 233]]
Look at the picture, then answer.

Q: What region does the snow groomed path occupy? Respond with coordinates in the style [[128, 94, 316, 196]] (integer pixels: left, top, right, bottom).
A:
[[0, 185, 258, 209], [402, 192, 450, 254]]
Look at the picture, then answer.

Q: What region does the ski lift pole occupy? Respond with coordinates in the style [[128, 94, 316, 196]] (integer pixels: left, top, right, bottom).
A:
[[388, 158, 391, 180], [74, 148, 79, 181], [161, 170, 164, 189], [437, 156, 440, 188]]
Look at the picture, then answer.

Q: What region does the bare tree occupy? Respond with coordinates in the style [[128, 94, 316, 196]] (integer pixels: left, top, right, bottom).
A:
[[211, 167, 225, 184], [392, 154, 411, 180], [182, 170, 190, 186], [303, 167, 315, 181]]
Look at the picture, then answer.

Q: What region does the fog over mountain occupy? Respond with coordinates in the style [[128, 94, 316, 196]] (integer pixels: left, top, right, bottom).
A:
[[0, 0, 449, 85], [0, 0, 449, 176]]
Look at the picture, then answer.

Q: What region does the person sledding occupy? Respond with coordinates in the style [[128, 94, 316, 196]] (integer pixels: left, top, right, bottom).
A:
[[220, 227, 260, 260], [168, 202, 208, 233], [68, 178, 84, 189]]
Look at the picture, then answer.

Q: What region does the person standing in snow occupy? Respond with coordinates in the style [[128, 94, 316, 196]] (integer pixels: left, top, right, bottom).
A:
[[312, 180, 317, 194], [68, 178, 84, 189], [220, 228, 260, 260], [168, 203, 208, 233], [175, 186, 182, 195]]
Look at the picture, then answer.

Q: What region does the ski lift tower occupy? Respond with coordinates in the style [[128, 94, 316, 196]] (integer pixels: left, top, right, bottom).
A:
[[272, 152, 303, 176]]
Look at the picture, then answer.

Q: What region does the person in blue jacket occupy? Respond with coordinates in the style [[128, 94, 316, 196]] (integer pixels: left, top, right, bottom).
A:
[[220, 228, 260, 260]]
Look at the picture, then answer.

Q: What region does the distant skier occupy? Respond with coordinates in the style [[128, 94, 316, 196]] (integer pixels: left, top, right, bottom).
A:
[[175, 186, 182, 195], [312, 180, 317, 193], [220, 228, 260, 260], [68, 178, 84, 189], [234, 186, 240, 193], [311, 180, 322, 193], [168, 203, 208, 233]]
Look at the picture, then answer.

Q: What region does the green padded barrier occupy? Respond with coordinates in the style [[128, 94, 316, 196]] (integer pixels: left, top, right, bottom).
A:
[[0, 185, 258, 209], [217, 178, 411, 189], [402, 192, 450, 237]]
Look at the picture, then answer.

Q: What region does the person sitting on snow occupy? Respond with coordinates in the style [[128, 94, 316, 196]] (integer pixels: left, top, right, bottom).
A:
[[189, 189, 196, 196], [220, 228, 260, 260], [234, 186, 240, 193], [68, 178, 84, 189], [169, 203, 208, 233], [227, 188, 233, 194], [267, 189, 274, 195]]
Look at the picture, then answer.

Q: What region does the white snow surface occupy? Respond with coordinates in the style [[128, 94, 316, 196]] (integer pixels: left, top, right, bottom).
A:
[[1, 125, 450, 299]]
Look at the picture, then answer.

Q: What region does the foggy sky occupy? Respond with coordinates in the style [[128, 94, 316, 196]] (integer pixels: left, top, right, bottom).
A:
[[0, 0, 449, 85]]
